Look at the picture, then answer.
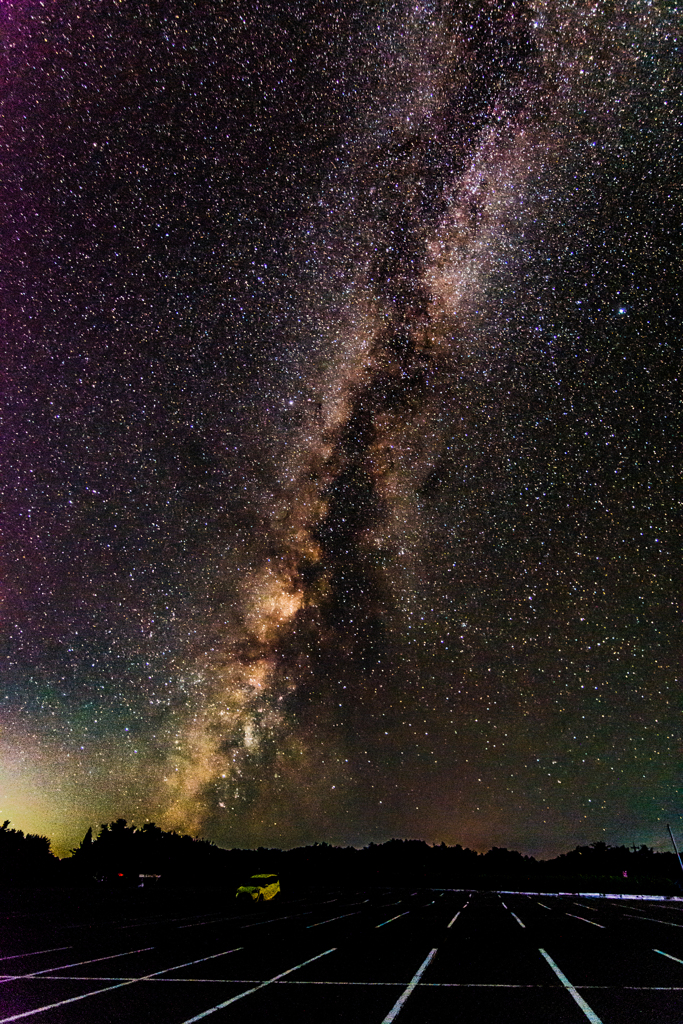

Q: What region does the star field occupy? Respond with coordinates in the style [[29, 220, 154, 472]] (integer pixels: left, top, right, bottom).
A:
[[0, 0, 681, 857]]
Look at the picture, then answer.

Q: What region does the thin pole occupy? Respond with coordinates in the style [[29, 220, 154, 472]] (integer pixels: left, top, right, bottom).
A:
[[667, 824, 683, 876]]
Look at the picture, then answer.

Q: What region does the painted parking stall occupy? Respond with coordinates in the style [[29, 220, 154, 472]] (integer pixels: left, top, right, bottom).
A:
[[1, 889, 682, 1022]]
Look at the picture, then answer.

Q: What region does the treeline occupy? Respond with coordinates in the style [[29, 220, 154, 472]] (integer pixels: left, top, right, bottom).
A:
[[2, 817, 681, 895], [0, 820, 59, 882]]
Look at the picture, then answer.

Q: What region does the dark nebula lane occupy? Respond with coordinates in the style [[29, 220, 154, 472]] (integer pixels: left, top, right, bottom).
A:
[[1, 0, 680, 857]]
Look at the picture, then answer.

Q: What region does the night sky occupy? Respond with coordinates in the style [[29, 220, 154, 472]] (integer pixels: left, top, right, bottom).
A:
[[1, 0, 681, 859]]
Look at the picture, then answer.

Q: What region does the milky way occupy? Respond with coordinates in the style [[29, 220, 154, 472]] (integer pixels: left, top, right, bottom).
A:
[[1, 0, 681, 856]]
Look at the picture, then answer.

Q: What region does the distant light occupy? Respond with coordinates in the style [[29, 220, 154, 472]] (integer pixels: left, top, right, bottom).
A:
[[618, 307, 627, 315]]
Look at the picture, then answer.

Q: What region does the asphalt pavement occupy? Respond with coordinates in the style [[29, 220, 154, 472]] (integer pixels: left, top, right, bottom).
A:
[[1, 885, 682, 1022]]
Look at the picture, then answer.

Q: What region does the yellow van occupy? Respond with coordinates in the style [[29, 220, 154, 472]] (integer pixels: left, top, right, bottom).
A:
[[235, 873, 280, 902]]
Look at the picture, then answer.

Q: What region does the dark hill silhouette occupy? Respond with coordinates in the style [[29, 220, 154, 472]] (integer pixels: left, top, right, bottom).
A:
[[2, 817, 681, 895]]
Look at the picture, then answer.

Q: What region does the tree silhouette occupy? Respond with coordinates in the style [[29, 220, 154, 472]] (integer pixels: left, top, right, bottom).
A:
[[0, 820, 57, 882]]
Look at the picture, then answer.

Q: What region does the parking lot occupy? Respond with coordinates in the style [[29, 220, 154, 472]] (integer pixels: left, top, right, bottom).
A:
[[1, 886, 682, 1022]]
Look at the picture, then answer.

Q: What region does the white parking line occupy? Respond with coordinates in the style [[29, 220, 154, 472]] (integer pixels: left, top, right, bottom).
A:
[[240, 911, 313, 929], [654, 949, 683, 965], [623, 914, 683, 927], [0, 946, 155, 986], [376, 912, 410, 929], [566, 914, 605, 929], [539, 948, 603, 1024], [381, 948, 438, 1023], [0, 948, 71, 963], [446, 911, 460, 928], [511, 913, 525, 929], [307, 912, 361, 928], [31, 946, 155, 975], [537, 903, 552, 910], [143, 948, 245, 980], [8, 975, 683, 990], [178, 947, 336, 1022], [177, 905, 323, 931], [120, 911, 227, 929], [178, 917, 239, 930], [0, 947, 243, 1022]]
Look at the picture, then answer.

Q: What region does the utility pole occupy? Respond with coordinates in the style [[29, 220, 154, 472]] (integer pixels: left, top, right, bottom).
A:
[[667, 824, 683, 877]]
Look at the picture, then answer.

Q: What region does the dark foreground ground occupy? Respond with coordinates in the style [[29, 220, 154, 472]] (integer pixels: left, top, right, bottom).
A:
[[1, 884, 682, 1022]]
